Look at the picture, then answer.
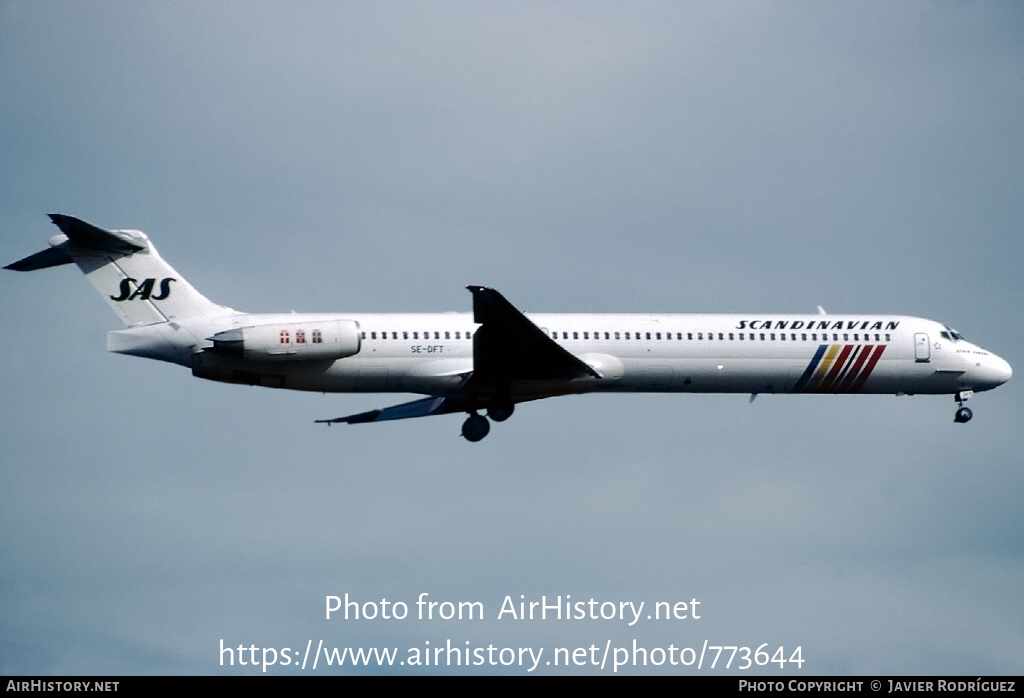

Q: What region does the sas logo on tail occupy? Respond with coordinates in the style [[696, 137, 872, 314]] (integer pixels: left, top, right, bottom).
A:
[[110, 277, 176, 302]]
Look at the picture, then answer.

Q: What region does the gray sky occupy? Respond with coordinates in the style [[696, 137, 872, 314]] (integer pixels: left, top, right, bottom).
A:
[[1, 1, 1022, 675]]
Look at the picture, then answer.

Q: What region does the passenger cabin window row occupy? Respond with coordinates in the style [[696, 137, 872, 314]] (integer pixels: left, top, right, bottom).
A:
[[358, 328, 892, 343], [544, 330, 891, 343], [362, 330, 473, 340]]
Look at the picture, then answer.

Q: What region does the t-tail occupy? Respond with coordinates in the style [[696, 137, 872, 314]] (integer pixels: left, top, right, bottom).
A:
[[6, 214, 234, 327]]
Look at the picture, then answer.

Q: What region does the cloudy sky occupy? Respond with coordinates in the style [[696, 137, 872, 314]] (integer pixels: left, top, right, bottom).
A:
[[1, 1, 1021, 675]]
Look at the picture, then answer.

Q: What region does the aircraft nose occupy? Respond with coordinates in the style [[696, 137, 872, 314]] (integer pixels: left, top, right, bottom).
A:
[[973, 352, 1012, 389], [992, 355, 1012, 385]]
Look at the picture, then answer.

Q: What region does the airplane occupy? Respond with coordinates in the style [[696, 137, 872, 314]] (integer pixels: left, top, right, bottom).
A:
[[6, 215, 1012, 442]]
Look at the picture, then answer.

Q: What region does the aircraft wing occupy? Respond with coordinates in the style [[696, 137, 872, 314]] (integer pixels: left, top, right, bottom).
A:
[[467, 285, 601, 383], [316, 286, 599, 426], [316, 396, 467, 425]]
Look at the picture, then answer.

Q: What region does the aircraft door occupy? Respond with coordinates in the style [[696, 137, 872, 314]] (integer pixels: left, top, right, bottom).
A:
[[914, 333, 930, 362]]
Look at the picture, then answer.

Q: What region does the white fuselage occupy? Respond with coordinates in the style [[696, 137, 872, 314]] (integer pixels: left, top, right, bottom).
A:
[[109, 310, 1012, 400]]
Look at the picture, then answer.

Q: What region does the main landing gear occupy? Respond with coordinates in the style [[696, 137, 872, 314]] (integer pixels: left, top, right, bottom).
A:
[[461, 413, 490, 442], [461, 403, 515, 442], [954, 390, 974, 423]]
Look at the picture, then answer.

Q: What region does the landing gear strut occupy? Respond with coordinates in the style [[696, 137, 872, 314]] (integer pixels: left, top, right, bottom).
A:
[[954, 390, 974, 423], [461, 412, 491, 442]]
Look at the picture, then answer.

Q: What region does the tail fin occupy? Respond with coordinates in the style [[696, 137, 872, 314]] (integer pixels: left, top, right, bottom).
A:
[[6, 214, 234, 327]]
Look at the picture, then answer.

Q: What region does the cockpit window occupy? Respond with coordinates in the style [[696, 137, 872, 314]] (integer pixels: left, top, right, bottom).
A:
[[943, 326, 965, 341]]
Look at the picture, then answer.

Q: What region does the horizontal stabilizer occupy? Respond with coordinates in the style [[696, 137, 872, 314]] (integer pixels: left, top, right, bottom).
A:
[[6, 214, 145, 272], [316, 396, 462, 425], [5, 244, 73, 271], [48, 214, 146, 255]]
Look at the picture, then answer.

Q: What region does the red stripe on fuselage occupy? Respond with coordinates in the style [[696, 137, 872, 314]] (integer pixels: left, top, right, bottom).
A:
[[834, 345, 874, 393], [848, 344, 887, 392]]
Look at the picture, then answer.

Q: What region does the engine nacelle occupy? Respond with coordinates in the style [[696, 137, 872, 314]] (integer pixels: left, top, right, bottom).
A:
[[208, 319, 361, 361]]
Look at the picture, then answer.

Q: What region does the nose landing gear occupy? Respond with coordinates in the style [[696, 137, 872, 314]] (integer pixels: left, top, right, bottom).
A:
[[954, 390, 974, 423]]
